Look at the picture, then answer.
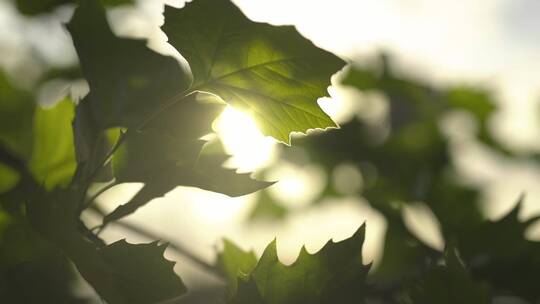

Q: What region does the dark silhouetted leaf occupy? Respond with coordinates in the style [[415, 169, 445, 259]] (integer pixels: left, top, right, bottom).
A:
[[25, 187, 186, 304], [229, 225, 370, 304], [457, 197, 540, 301], [100, 240, 187, 304], [72, 96, 114, 184], [407, 247, 490, 304], [105, 92, 271, 223], [67, 0, 191, 130], [0, 72, 35, 160]]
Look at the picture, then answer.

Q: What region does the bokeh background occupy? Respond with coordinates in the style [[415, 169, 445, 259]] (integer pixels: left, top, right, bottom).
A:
[[2, 0, 540, 301]]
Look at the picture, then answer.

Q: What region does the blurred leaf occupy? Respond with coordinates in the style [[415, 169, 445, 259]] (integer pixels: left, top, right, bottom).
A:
[[66, 0, 191, 130], [457, 198, 540, 301], [230, 225, 370, 303], [407, 246, 490, 304], [216, 239, 258, 296], [16, 0, 134, 16], [371, 212, 438, 285], [446, 87, 495, 122], [343, 56, 506, 154], [162, 0, 344, 143], [248, 190, 287, 221], [0, 164, 19, 194], [445, 86, 512, 155], [0, 72, 35, 160], [29, 98, 77, 189]]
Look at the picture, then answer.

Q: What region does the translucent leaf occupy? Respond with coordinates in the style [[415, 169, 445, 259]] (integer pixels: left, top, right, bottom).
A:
[[227, 225, 370, 304], [162, 0, 345, 143], [29, 98, 77, 189]]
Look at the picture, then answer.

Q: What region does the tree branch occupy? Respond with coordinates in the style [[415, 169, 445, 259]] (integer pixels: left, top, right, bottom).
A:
[[87, 205, 224, 281]]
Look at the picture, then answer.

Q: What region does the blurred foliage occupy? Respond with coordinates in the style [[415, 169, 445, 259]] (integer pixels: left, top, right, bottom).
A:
[[15, 0, 133, 15], [0, 0, 539, 303], [243, 54, 540, 303]]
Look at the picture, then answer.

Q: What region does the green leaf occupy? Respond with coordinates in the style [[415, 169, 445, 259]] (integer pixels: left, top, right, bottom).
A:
[[100, 240, 187, 304], [112, 92, 225, 182], [0, 72, 35, 160], [181, 154, 274, 197], [0, 211, 91, 304], [248, 190, 287, 221], [0, 164, 20, 194], [106, 153, 273, 223], [105, 92, 271, 223], [25, 187, 186, 304], [217, 239, 258, 296], [456, 197, 540, 301], [72, 96, 114, 184], [15, 0, 134, 16], [162, 0, 345, 143], [230, 225, 370, 304], [407, 246, 490, 304], [29, 98, 77, 189], [66, 0, 191, 130]]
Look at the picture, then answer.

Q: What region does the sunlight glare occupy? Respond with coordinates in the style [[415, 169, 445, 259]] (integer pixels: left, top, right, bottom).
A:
[[214, 106, 277, 173], [266, 161, 327, 208]]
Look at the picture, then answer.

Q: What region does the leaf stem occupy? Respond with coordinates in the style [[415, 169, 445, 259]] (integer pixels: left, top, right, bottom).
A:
[[81, 180, 118, 211]]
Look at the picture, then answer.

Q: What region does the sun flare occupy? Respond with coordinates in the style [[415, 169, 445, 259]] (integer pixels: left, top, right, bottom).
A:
[[214, 106, 278, 173]]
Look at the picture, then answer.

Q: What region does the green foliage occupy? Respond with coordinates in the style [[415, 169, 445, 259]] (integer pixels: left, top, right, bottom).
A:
[[105, 92, 271, 223], [66, 0, 192, 130], [217, 240, 258, 296], [1, 0, 540, 303], [222, 226, 370, 304], [0, 73, 34, 159], [406, 247, 490, 304], [1, 0, 345, 302], [22, 187, 186, 304], [30, 98, 77, 189], [246, 54, 540, 303], [162, 0, 345, 143], [99, 240, 186, 304]]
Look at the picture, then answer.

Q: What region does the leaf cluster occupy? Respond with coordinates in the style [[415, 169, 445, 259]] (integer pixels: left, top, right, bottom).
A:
[[0, 0, 345, 302], [1, 0, 539, 303]]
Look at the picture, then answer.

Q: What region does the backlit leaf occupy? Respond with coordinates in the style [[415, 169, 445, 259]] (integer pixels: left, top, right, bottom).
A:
[[216, 239, 258, 296], [106, 92, 271, 223], [229, 225, 370, 304], [29, 98, 77, 189], [162, 0, 345, 143]]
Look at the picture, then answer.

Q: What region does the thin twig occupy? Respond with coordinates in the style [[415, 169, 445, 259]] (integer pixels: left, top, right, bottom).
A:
[[87, 205, 224, 280], [81, 181, 118, 211]]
